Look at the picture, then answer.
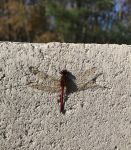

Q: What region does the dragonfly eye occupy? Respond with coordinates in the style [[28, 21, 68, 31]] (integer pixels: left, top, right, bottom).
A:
[[60, 70, 69, 75]]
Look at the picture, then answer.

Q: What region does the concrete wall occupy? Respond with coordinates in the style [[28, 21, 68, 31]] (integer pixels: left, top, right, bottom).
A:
[[0, 42, 130, 150]]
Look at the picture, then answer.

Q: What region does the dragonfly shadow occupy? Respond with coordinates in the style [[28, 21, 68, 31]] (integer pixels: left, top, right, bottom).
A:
[[61, 71, 106, 114], [66, 71, 78, 94], [61, 71, 78, 114]]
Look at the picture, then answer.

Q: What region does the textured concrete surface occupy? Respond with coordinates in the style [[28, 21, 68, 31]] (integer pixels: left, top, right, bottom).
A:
[[0, 42, 131, 150]]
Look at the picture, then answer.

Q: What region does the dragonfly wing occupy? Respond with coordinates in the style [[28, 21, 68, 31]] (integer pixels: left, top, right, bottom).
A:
[[28, 83, 61, 93], [74, 67, 106, 91], [75, 67, 97, 84], [76, 80, 105, 91], [29, 66, 60, 83], [28, 66, 61, 92]]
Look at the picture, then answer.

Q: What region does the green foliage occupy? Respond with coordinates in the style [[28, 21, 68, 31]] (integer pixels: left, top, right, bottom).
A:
[[46, 0, 114, 43], [0, 0, 130, 44], [0, 0, 61, 42]]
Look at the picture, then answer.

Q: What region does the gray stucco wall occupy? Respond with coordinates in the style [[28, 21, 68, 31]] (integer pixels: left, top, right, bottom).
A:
[[0, 42, 131, 150]]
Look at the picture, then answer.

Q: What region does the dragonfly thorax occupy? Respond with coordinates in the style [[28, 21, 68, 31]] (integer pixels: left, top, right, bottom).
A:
[[60, 70, 69, 87]]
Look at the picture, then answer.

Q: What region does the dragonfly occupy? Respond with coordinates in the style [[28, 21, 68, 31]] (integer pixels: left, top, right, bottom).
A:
[[28, 66, 107, 113]]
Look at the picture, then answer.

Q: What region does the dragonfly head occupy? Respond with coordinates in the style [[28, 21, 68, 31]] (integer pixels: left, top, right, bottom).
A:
[[60, 70, 69, 76]]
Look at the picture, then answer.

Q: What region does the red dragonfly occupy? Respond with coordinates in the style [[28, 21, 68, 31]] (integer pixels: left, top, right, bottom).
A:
[[28, 66, 107, 113]]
